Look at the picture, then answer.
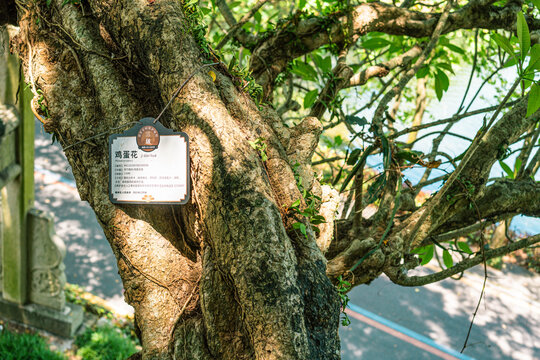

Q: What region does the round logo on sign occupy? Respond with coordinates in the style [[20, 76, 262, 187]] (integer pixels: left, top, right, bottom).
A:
[[137, 125, 160, 152]]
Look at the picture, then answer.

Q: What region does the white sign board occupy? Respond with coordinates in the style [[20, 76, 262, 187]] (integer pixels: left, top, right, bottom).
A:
[[109, 118, 190, 204]]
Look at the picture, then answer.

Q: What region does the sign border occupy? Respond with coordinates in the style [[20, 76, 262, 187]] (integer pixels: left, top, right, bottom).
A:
[[108, 117, 190, 205]]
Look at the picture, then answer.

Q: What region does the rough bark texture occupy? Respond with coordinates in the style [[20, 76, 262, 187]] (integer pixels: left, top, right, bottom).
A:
[[10, 1, 340, 358]]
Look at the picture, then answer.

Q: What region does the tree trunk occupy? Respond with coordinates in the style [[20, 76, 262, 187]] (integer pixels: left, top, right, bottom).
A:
[[9, 1, 340, 358]]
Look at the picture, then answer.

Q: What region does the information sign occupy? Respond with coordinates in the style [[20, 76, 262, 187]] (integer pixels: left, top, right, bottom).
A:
[[109, 118, 189, 204]]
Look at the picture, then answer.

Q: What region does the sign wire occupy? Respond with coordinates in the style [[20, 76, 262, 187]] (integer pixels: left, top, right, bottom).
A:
[[153, 62, 220, 124], [61, 62, 220, 150]]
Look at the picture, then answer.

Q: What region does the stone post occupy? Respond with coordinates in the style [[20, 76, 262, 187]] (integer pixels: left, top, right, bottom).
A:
[[28, 209, 67, 311], [0, 26, 82, 338], [1, 25, 28, 304]]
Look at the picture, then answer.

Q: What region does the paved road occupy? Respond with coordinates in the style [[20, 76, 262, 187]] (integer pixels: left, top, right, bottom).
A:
[[33, 120, 539, 359], [341, 266, 539, 360]]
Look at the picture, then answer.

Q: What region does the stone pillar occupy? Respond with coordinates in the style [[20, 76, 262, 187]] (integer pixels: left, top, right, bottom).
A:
[[0, 104, 22, 298], [0, 26, 82, 338], [28, 209, 67, 311], [0, 25, 28, 304]]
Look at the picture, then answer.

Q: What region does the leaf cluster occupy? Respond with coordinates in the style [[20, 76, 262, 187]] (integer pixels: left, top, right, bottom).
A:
[[289, 163, 325, 239]]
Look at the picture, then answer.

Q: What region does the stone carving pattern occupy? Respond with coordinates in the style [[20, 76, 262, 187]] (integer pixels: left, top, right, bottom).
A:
[[28, 209, 66, 311]]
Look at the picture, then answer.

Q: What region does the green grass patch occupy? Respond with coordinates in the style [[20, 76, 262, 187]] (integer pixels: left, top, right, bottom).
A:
[[0, 330, 65, 360], [75, 324, 138, 360]]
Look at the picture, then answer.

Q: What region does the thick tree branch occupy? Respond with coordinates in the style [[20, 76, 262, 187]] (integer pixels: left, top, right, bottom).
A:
[[407, 77, 428, 143], [325, 178, 540, 286], [216, 0, 259, 48], [438, 179, 540, 233], [347, 44, 423, 87], [216, 0, 269, 50], [427, 215, 514, 244], [250, 0, 531, 90], [308, 43, 422, 119], [308, 48, 353, 119], [216, 0, 237, 27], [386, 234, 540, 286]]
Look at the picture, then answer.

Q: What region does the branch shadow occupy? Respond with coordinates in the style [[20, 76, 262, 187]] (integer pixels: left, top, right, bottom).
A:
[[340, 268, 540, 360]]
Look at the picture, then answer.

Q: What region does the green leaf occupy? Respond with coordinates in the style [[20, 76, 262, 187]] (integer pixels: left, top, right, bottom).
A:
[[422, 245, 434, 265], [380, 133, 391, 168], [299, 223, 307, 235], [434, 69, 450, 101], [442, 250, 453, 268], [321, 57, 332, 74], [457, 242, 473, 254], [344, 115, 368, 126], [228, 56, 237, 72], [492, 33, 516, 59], [499, 160, 514, 178], [312, 54, 332, 74], [310, 215, 326, 225], [311, 53, 323, 69], [200, 7, 212, 15], [435, 73, 443, 101], [291, 61, 318, 82], [443, 43, 465, 55], [253, 11, 261, 23], [362, 37, 391, 50], [411, 246, 424, 254], [341, 315, 351, 326], [416, 66, 430, 78], [514, 158, 522, 177], [347, 148, 362, 165], [503, 56, 518, 68], [412, 244, 434, 265], [436, 69, 449, 91], [298, 0, 307, 10], [517, 11, 530, 60], [303, 89, 319, 109], [534, 0, 540, 10], [527, 83, 540, 116], [366, 174, 386, 204], [290, 199, 301, 208], [420, 249, 433, 265], [436, 62, 454, 74], [527, 44, 540, 71]]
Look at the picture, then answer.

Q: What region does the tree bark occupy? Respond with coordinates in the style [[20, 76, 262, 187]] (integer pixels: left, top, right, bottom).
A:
[[10, 1, 340, 358], [407, 77, 427, 144]]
